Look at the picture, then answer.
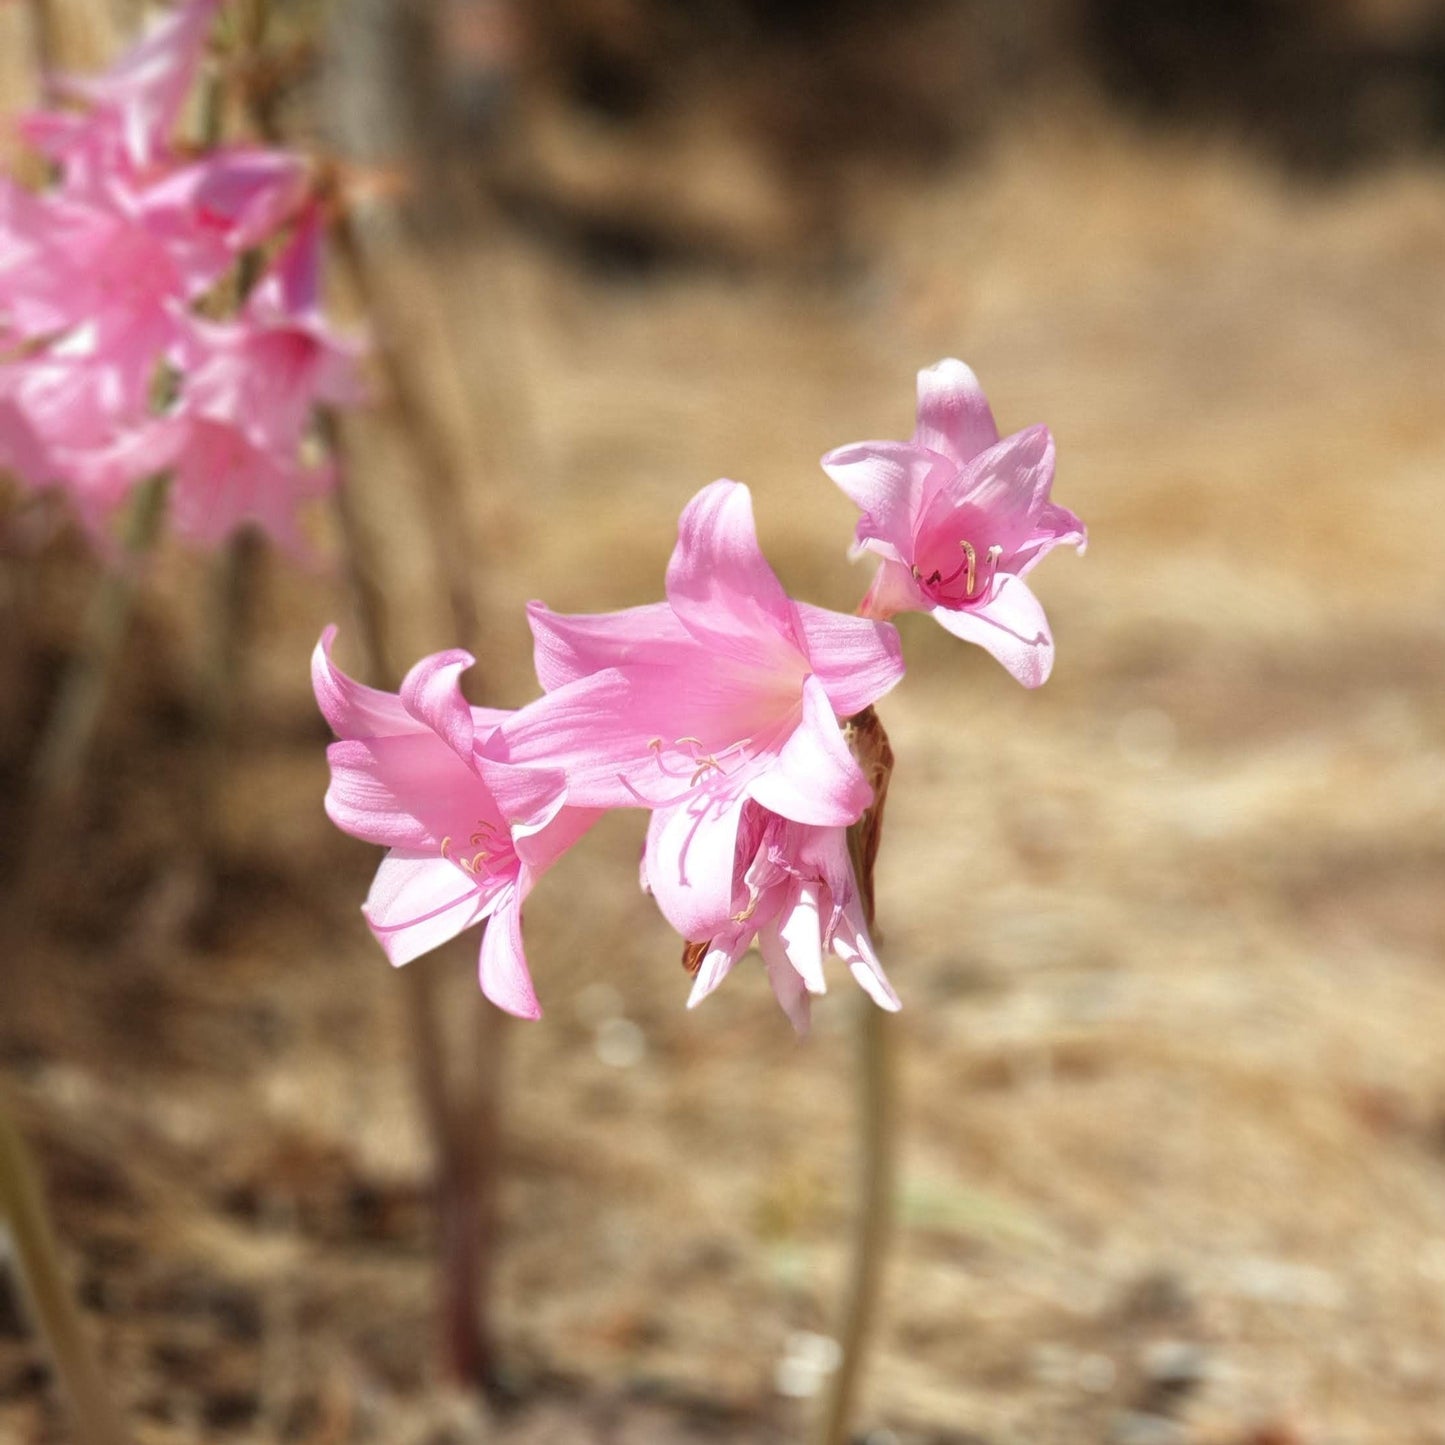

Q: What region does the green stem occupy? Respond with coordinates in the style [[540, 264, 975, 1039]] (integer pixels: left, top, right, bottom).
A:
[[812, 1000, 895, 1445], [814, 717, 897, 1445], [29, 474, 169, 820], [0, 1100, 132, 1445]]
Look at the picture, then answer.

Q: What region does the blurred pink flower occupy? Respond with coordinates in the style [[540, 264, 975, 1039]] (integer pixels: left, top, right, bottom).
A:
[[136, 147, 311, 283], [73, 410, 334, 549], [0, 394, 48, 487], [175, 208, 365, 453], [312, 629, 601, 1019], [51, 0, 224, 171], [500, 479, 904, 939], [823, 358, 1085, 687], [664, 801, 899, 1033]]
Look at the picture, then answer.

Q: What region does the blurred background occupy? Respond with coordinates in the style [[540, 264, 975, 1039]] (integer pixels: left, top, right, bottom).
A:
[[3, 0, 1445, 1440]]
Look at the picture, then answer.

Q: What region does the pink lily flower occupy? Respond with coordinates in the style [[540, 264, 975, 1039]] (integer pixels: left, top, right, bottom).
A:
[[312, 628, 601, 1019], [174, 208, 366, 454], [52, 0, 224, 171], [0, 361, 129, 546], [0, 193, 193, 415], [663, 801, 900, 1033], [500, 479, 904, 941], [70, 408, 334, 549], [822, 359, 1085, 687], [135, 147, 311, 285]]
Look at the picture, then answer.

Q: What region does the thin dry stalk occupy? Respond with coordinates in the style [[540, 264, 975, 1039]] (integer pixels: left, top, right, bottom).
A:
[[320, 408, 499, 1386], [0, 1099, 132, 1445], [28, 473, 169, 826]]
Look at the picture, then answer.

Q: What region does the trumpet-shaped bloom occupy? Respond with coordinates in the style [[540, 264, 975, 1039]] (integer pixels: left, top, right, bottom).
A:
[[822, 359, 1085, 687], [75, 411, 335, 549], [494, 480, 904, 938], [662, 801, 899, 1033], [53, 0, 224, 171], [312, 629, 600, 1018], [175, 208, 365, 454]]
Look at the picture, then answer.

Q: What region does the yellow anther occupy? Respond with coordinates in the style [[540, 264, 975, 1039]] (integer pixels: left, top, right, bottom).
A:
[[959, 540, 977, 597]]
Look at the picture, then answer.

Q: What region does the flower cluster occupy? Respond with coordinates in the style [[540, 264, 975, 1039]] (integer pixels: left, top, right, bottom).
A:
[[0, 0, 362, 548], [315, 361, 1084, 1029]]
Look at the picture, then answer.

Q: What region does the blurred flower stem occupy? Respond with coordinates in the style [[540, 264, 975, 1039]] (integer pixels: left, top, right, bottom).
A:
[[28, 474, 170, 825], [320, 392, 502, 1387], [0, 1098, 132, 1445], [815, 708, 897, 1445], [194, 3, 269, 786]]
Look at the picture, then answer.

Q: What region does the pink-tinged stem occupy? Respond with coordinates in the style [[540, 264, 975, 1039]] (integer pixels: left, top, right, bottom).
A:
[[813, 709, 897, 1445], [0, 1099, 132, 1445], [29, 473, 170, 823], [323, 154, 511, 1386], [317, 8, 509, 1383], [321, 409, 499, 1387]]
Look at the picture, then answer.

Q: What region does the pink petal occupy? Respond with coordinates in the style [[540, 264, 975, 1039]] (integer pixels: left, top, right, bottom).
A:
[[686, 929, 749, 1010], [474, 755, 568, 835], [514, 803, 603, 876], [324, 735, 486, 849], [485, 669, 664, 810], [921, 425, 1056, 559], [913, 357, 999, 467], [478, 891, 541, 1019], [527, 599, 693, 692], [758, 925, 813, 1034], [644, 793, 746, 940], [832, 903, 901, 1012], [0, 396, 50, 486], [142, 149, 308, 274], [264, 205, 323, 320], [664, 480, 802, 665], [60, 0, 223, 166], [1011, 499, 1088, 578], [777, 879, 827, 995], [930, 574, 1054, 688], [859, 557, 926, 619], [746, 674, 872, 827], [793, 603, 904, 716], [401, 648, 477, 760], [362, 850, 496, 966], [311, 626, 413, 739], [820, 440, 940, 556]]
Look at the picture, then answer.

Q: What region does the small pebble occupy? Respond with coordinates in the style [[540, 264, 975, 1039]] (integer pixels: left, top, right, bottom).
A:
[[774, 1330, 841, 1398], [1110, 1411, 1185, 1445], [1077, 1352, 1118, 1394], [1115, 707, 1178, 769], [594, 1017, 646, 1069], [1140, 1338, 1210, 1397]]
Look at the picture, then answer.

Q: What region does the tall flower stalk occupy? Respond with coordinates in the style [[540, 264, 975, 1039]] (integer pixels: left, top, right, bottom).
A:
[[28, 471, 168, 822], [813, 706, 896, 1445], [0, 1097, 131, 1445]]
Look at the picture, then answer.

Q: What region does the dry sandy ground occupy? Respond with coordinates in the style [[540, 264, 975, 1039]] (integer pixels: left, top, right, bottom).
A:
[[2, 82, 1445, 1445]]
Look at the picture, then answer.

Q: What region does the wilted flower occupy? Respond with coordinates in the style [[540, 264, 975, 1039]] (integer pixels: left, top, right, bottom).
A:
[[823, 358, 1085, 687], [670, 801, 899, 1033]]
